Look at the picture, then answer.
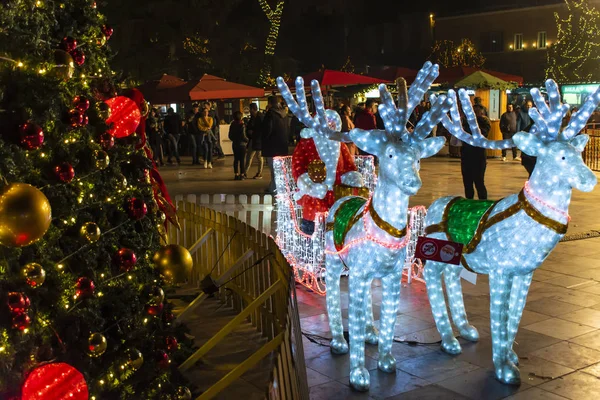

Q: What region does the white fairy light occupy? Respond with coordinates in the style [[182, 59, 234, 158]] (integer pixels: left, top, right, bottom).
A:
[[425, 79, 599, 385]]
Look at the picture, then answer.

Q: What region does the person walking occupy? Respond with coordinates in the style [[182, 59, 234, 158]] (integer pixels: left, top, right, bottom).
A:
[[186, 103, 203, 165], [197, 108, 214, 169], [262, 95, 290, 194], [517, 100, 536, 177], [461, 104, 490, 199], [354, 99, 378, 158], [500, 103, 519, 161], [340, 105, 357, 155], [244, 103, 264, 179], [163, 107, 181, 165], [146, 108, 164, 166], [204, 101, 225, 159], [229, 111, 248, 180], [474, 96, 488, 116]]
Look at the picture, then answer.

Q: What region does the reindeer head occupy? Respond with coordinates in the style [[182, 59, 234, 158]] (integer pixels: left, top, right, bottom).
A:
[[514, 80, 598, 192], [351, 62, 452, 195]]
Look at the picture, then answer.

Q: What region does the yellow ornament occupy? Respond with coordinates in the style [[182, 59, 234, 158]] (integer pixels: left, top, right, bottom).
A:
[[174, 386, 192, 400], [87, 333, 107, 357], [308, 160, 327, 183], [140, 101, 150, 118], [22, 262, 46, 288], [156, 210, 166, 223], [51, 49, 75, 80], [146, 285, 165, 305], [0, 183, 52, 247], [125, 348, 144, 371], [80, 222, 101, 243], [152, 245, 193, 284], [93, 150, 110, 170]]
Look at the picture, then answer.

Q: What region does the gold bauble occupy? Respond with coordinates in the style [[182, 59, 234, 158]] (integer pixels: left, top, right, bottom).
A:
[[140, 101, 150, 118], [152, 244, 193, 284], [307, 160, 327, 183], [95, 102, 112, 120], [0, 183, 52, 247], [156, 211, 166, 223], [51, 49, 75, 80], [147, 286, 165, 305], [125, 348, 144, 371], [87, 333, 107, 357], [80, 222, 101, 243], [22, 262, 46, 288], [174, 386, 192, 400], [93, 149, 110, 170]]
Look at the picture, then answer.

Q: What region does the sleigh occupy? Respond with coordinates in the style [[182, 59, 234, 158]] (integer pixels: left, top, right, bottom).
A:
[[273, 155, 426, 295]]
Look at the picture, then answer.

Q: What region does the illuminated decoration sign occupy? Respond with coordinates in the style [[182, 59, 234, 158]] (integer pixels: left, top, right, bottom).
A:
[[415, 236, 463, 265], [424, 79, 600, 385]]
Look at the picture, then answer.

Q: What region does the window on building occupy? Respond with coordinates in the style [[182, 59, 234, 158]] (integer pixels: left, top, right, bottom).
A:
[[537, 31, 547, 49], [514, 33, 523, 51], [480, 31, 504, 52]]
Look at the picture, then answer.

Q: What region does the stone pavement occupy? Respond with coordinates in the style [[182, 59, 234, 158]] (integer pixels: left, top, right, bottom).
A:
[[163, 153, 600, 400]]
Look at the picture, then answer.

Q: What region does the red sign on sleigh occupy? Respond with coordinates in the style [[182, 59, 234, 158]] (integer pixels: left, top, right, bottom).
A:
[[415, 236, 463, 265]]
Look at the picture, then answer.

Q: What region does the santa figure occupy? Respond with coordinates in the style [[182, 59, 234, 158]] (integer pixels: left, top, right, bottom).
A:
[[292, 110, 365, 235]]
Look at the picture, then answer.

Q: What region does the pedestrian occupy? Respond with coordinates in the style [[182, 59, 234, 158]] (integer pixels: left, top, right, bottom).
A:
[[416, 100, 427, 121], [229, 111, 248, 180], [197, 108, 214, 169], [146, 108, 164, 166], [461, 104, 490, 199], [186, 103, 203, 165], [500, 103, 519, 161], [163, 107, 181, 165], [355, 99, 378, 131], [353, 102, 365, 124], [340, 105, 357, 155], [204, 101, 225, 159], [474, 97, 488, 116], [517, 100, 536, 177], [244, 103, 264, 179], [262, 95, 290, 194]]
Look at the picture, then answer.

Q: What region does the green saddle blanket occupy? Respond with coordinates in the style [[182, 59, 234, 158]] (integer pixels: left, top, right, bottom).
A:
[[446, 198, 496, 245], [331, 197, 367, 251]]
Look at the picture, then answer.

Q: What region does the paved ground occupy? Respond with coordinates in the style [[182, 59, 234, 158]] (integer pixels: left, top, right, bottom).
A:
[[164, 152, 600, 400]]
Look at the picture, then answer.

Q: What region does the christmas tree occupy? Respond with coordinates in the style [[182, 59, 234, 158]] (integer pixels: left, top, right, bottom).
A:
[[546, 0, 600, 83], [429, 38, 485, 68], [0, 1, 193, 398]]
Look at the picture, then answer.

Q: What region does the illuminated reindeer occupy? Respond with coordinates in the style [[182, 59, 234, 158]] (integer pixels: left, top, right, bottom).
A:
[[424, 80, 600, 385], [323, 62, 452, 391]]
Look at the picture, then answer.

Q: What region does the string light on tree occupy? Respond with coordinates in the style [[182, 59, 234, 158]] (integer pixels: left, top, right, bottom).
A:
[[257, 0, 285, 86]]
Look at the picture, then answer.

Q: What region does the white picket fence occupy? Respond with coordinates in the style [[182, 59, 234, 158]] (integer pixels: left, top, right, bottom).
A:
[[173, 194, 275, 236]]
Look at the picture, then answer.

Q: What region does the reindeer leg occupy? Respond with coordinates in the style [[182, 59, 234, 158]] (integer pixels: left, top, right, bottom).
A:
[[325, 255, 348, 354], [489, 271, 520, 385], [365, 281, 379, 345], [506, 272, 534, 365], [378, 272, 401, 373], [444, 265, 479, 342], [348, 272, 370, 391], [424, 261, 461, 354]]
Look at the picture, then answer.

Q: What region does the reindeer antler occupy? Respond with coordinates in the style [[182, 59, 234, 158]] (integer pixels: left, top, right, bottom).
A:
[[442, 89, 515, 149], [378, 61, 452, 143]]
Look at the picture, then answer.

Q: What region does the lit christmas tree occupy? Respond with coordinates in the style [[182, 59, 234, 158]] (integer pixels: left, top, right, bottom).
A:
[[429, 38, 485, 68], [546, 0, 600, 82], [0, 1, 192, 398], [257, 0, 285, 86]]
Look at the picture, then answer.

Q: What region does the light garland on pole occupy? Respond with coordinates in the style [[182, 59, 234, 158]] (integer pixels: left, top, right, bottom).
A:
[[257, 0, 285, 86]]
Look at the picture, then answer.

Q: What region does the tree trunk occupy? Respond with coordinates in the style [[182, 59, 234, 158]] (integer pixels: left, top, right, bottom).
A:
[[257, 0, 284, 86]]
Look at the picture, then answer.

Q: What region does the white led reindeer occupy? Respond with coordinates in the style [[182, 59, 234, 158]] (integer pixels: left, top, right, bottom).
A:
[[322, 62, 452, 391], [423, 80, 599, 385]]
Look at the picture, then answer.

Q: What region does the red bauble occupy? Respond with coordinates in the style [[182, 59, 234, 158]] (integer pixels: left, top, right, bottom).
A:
[[113, 248, 137, 271], [80, 114, 89, 126], [126, 197, 148, 220], [18, 122, 44, 150], [12, 312, 31, 331], [104, 96, 141, 138], [165, 336, 178, 352], [163, 310, 174, 326], [21, 362, 89, 400], [146, 303, 164, 316], [101, 25, 114, 39], [99, 131, 115, 149], [155, 350, 170, 369], [54, 162, 75, 183], [76, 277, 95, 298], [60, 37, 78, 53], [7, 292, 30, 313], [68, 109, 84, 127], [73, 96, 90, 112], [71, 49, 85, 66]]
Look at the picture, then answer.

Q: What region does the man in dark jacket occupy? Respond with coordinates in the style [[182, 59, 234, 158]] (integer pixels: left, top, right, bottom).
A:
[[500, 103, 519, 161], [461, 105, 490, 199], [262, 96, 290, 193], [517, 100, 536, 176], [244, 103, 264, 179], [163, 107, 181, 165]]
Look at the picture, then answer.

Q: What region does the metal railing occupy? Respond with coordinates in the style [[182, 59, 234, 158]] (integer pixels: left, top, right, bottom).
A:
[[168, 202, 309, 400], [583, 125, 600, 171]]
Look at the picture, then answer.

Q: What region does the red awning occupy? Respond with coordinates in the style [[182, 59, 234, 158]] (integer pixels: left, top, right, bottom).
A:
[[301, 69, 391, 86], [436, 66, 523, 85], [137, 74, 190, 103], [369, 67, 419, 85], [188, 74, 265, 101]]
